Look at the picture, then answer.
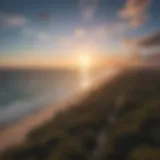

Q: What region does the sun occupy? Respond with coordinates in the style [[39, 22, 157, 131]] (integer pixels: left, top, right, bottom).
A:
[[78, 54, 92, 70]]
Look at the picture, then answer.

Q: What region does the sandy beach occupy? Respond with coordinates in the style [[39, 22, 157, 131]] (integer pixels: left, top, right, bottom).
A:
[[0, 91, 88, 151]]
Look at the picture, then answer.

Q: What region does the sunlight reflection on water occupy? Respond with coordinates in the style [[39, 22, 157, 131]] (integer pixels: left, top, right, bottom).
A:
[[81, 76, 92, 89], [79, 69, 92, 90]]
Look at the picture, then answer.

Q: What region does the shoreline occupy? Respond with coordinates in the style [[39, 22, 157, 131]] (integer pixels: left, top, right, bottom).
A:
[[0, 90, 89, 151], [0, 70, 119, 151]]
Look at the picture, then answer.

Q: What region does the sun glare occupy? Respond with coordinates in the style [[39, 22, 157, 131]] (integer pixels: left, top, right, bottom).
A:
[[78, 54, 92, 70]]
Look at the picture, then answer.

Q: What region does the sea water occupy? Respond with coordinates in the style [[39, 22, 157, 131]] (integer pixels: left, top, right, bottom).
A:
[[0, 68, 115, 125]]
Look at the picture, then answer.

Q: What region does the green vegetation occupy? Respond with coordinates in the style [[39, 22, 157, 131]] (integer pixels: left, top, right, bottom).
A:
[[1, 68, 160, 160]]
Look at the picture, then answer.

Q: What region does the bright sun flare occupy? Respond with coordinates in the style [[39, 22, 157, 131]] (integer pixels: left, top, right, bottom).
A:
[[78, 54, 91, 69]]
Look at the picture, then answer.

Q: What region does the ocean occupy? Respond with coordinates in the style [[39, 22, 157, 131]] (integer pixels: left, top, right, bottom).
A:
[[0, 68, 117, 125], [0, 68, 105, 125]]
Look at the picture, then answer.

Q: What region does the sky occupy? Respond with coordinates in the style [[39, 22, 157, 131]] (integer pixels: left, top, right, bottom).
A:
[[0, 0, 159, 68]]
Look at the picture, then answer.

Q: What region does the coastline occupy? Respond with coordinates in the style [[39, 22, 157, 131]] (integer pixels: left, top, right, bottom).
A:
[[0, 70, 119, 151], [0, 91, 88, 151]]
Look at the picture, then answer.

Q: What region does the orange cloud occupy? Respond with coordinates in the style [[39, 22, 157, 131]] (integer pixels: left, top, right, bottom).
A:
[[119, 0, 151, 28], [138, 31, 160, 47]]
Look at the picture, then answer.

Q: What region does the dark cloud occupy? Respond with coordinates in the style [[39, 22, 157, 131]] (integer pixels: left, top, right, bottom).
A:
[[138, 31, 160, 47]]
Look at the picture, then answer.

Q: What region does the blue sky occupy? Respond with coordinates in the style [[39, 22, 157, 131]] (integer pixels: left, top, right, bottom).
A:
[[0, 0, 159, 67]]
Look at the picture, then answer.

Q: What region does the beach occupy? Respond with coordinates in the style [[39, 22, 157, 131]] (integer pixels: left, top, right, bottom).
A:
[[0, 100, 70, 150]]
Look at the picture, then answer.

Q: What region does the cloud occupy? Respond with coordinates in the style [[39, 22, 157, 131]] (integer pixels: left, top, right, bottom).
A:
[[119, 0, 151, 28], [121, 31, 160, 57], [80, 0, 99, 21], [22, 27, 53, 43], [117, 0, 153, 55], [95, 0, 152, 47], [57, 21, 139, 56], [74, 28, 87, 38], [0, 12, 27, 28], [58, 0, 153, 57], [58, 26, 109, 55], [138, 31, 160, 47]]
